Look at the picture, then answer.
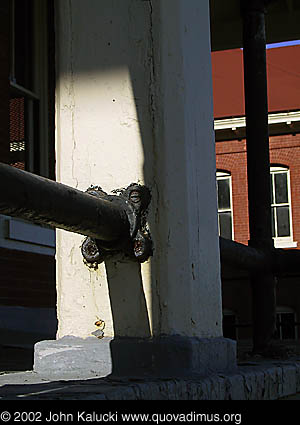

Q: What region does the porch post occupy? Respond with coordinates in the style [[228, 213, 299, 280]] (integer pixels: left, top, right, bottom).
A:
[[241, 0, 277, 353], [34, 0, 236, 378]]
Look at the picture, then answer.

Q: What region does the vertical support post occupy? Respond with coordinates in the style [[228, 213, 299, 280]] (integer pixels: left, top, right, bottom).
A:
[[34, 0, 237, 378], [241, 0, 276, 353]]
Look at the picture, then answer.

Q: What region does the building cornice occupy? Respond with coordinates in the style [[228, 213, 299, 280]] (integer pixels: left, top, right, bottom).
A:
[[214, 111, 300, 131]]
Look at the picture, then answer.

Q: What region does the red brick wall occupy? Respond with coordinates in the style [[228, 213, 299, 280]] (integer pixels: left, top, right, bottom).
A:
[[216, 132, 300, 247]]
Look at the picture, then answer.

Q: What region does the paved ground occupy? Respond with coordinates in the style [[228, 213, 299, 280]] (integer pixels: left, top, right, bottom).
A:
[[1, 342, 300, 400]]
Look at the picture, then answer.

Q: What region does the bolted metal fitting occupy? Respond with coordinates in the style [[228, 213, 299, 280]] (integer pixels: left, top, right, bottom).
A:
[[81, 183, 152, 267]]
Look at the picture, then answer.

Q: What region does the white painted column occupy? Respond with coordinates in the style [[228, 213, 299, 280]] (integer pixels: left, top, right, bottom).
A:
[[149, 0, 222, 338], [54, 0, 154, 340], [35, 0, 235, 378]]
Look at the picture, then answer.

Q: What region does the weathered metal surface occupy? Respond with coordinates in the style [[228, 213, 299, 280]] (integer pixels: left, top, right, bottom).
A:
[[241, 0, 277, 353], [220, 237, 300, 275], [241, 0, 273, 248], [219, 237, 267, 272], [81, 184, 152, 266], [0, 162, 152, 263]]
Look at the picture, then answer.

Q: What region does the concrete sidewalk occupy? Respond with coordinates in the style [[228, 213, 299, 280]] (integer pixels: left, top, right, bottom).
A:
[[0, 357, 300, 400]]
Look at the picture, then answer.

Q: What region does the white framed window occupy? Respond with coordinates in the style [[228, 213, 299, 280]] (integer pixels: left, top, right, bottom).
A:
[[270, 166, 296, 248], [216, 171, 234, 240], [0, 0, 55, 255], [9, 0, 52, 177], [275, 306, 297, 341]]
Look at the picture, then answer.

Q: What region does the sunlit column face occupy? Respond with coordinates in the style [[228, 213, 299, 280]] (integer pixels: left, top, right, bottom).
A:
[[55, 1, 153, 339]]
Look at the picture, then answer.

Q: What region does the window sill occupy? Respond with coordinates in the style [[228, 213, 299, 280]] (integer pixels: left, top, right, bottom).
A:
[[0, 216, 55, 255], [274, 239, 298, 249]]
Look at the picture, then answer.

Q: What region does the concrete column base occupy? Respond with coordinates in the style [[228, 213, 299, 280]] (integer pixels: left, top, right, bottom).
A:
[[34, 335, 237, 379]]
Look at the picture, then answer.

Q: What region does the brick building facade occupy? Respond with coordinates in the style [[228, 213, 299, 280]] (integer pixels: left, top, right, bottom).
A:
[[213, 44, 300, 347], [216, 134, 300, 247]]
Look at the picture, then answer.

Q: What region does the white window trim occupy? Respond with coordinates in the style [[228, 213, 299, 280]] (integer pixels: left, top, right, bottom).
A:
[[3, 0, 55, 255], [274, 239, 297, 249], [7, 218, 55, 248], [270, 166, 297, 248], [0, 216, 55, 256], [33, 0, 51, 178], [10, 0, 50, 177], [216, 171, 234, 240]]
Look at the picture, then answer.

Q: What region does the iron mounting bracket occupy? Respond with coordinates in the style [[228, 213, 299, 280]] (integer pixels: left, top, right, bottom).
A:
[[81, 184, 152, 268]]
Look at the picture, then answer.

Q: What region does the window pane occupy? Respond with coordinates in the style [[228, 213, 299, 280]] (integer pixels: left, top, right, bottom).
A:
[[270, 174, 274, 204], [217, 178, 230, 210], [275, 172, 288, 204], [219, 211, 232, 239], [280, 313, 295, 340], [276, 206, 290, 237], [271, 206, 275, 237]]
